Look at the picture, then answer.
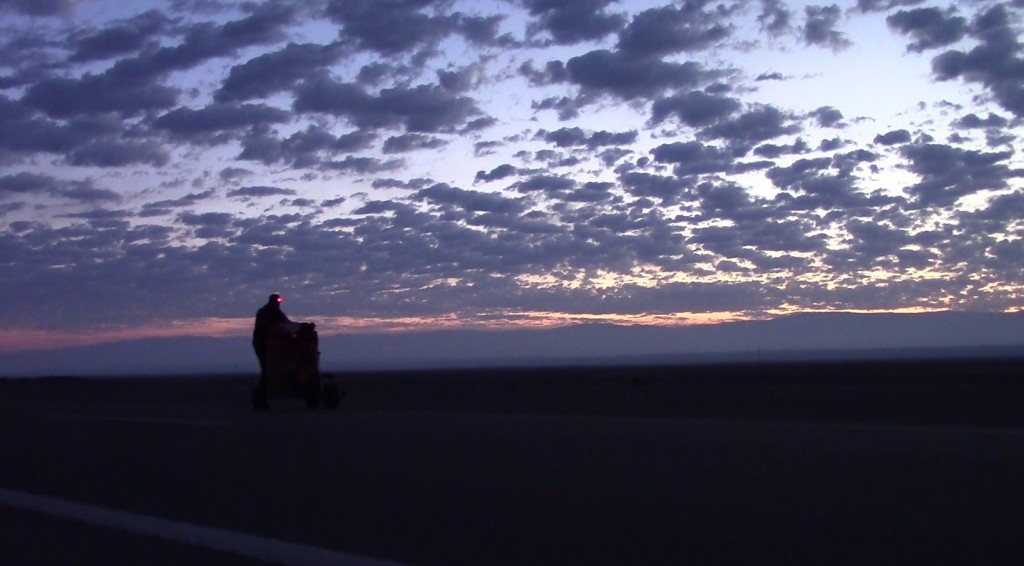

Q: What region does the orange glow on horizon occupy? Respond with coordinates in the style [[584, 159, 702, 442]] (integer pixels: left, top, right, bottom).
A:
[[3, 307, 1015, 354]]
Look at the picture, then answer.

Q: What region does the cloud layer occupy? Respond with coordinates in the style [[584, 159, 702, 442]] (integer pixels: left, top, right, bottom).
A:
[[0, 0, 1022, 338]]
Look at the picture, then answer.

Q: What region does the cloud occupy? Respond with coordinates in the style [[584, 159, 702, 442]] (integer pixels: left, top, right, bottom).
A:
[[952, 112, 1009, 130], [802, 5, 851, 50], [293, 76, 484, 133], [22, 75, 179, 118], [699, 105, 800, 153], [539, 127, 637, 149], [238, 126, 376, 167], [154, 103, 291, 141], [0, 172, 60, 197], [873, 129, 912, 146], [930, 5, 1024, 118], [69, 139, 170, 167], [475, 164, 518, 183], [758, 0, 792, 35], [0, 0, 75, 16], [515, 174, 576, 195], [619, 171, 692, 205], [900, 142, 1016, 207], [855, 0, 925, 13], [139, 188, 216, 218], [68, 10, 169, 63], [651, 90, 742, 127], [215, 42, 345, 102], [616, 3, 731, 57], [0, 173, 120, 203], [382, 133, 448, 153], [809, 106, 845, 128], [652, 141, 737, 177], [521, 0, 625, 45], [325, 0, 503, 54], [755, 72, 786, 82], [886, 7, 967, 53], [416, 183, 526, 214], [226, 185, 297, 199], [561, 49, 716, 103]]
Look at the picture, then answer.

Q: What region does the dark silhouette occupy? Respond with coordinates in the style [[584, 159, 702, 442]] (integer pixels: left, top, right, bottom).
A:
[[253, 293, 290, 398]]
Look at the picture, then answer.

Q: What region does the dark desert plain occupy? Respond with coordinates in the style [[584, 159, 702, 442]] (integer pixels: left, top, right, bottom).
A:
[[3, 353, 1024, 565]]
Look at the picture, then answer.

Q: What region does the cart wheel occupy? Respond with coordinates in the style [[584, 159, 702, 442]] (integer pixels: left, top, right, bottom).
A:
[[304, 387, 321, 410], [251, 385, 269, 411], [323, 383, 341, 411]]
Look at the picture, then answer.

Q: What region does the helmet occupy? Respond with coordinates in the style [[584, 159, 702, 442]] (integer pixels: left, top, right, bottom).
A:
[[268, 293, 282, 304]]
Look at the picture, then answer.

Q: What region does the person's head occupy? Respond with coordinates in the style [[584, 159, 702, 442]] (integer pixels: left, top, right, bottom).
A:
[[268, 293, 283, 306]]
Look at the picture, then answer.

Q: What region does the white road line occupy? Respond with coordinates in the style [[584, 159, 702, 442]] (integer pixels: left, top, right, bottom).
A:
[[0, 487, 411, 566], [46, 414, 235, 427]]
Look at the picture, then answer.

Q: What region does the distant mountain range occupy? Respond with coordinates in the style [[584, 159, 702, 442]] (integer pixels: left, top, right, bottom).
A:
[[3, 311, 1024, 377]]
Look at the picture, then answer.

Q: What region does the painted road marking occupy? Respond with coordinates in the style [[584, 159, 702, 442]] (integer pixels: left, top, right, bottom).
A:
[[0, 487, 411, 566]]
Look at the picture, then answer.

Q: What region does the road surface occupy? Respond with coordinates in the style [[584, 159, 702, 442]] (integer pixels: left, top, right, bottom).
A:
[[1, 368, 1023, 564]]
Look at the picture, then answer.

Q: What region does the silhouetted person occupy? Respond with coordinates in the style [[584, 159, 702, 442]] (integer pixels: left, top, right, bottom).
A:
[[253, 293, 290, 396]]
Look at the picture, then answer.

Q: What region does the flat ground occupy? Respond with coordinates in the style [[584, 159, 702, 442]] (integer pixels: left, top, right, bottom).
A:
[[1, 358, 1023, 565]]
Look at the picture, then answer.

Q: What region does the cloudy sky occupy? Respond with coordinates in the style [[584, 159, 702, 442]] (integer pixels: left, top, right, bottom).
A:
[[1, 0, 1022, 354]]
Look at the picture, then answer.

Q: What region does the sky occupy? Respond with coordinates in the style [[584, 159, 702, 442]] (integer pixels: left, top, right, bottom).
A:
[[0, 0, 1023, 354]]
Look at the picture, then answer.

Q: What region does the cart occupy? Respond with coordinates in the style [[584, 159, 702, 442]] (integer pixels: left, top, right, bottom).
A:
[[251, 322, 341, 411]]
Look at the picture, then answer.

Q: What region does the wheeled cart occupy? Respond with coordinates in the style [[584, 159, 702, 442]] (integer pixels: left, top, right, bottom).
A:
[[251, 323, 341, 410]]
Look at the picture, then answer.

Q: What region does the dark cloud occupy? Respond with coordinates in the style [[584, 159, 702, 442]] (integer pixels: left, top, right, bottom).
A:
[[0, 173, 120, 203], [953, 112, 1009, 130], [323, 155, 404, 174], [0, 0, 74, 16], [216, 42, 345, 102], [238, 127, 376, 167], [562, 49, 715, 102], [154, 103, 290, 143], [755, 72, 786, 82], [416, 183, 526, 214], [652, 141, 736, 177], [69, 139, 169, 167], [931, 5, 1024, 118], [325, 0, 501, 54], [619, 172, 692, 205], [802, 5, 851, 50], [56, 180, 122, 204], [521, 0, 626, 45], [901, 143, 1016, 207], [617, 3, 731, 57], [758, 0, 792, 35], [540, 127, 637, 149], [754, 138, 809, 158], [886, 7, 966, 53], [68, 10, 169, 62], [475, 164, 518, 184], [226, 185, 296, 199], [651, 90, 741, 127], [0, 172, 59, 197], [102, 2, 297, 86], [293, 76, 483, 133], [15, 6, 287, 125], [139, 189, 216, 218], [178, 211, 237, 239], [382, 133, 447, 153], [873, 129, 912, 146], [809, 106, 845, 128], [700, 105, 800, 153], [516, 174, 576, 195], [22, 75, 179, 118], [856, 0, 925, 13], [765, 156, 875, 211]]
